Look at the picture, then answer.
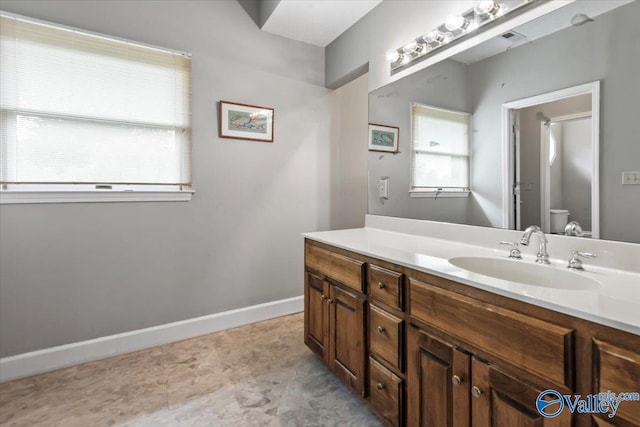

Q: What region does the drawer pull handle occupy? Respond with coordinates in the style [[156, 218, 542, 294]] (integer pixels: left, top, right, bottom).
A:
[[452, 375, 462, 385], [377, 282, 386, 289], [471, 386, 482, 398], [320, 295, 327, 301], [377, 326, 385, 334], [327, 299, 333, 304], [376, 382, 385, 391]]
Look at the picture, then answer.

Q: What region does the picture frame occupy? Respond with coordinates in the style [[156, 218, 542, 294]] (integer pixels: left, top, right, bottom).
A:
[[219, 101, 274, 142], [368, 123, 399, 152]]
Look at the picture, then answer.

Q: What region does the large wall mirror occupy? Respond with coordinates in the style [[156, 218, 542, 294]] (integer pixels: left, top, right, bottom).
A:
[[368, 0, 640, 244]]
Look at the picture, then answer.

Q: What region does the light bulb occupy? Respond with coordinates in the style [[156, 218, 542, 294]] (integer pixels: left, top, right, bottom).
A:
[[445, 15, 469, 32], [403, 40, 418, 53], [474, 1, 499, 16], [424, 30, 445, 45], [386, 50, 400, 63], [496, 3, 508, 17]]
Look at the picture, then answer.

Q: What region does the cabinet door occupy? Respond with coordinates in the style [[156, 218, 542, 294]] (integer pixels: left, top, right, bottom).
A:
[[304, 272, 329, 362], [471, 358, 572, 427], [407, 326, 471, 427], [329, 284, 366, 397], [592, 339, 640, 426]]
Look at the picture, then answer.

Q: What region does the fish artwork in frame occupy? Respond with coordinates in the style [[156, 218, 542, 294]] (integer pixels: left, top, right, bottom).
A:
[[219, 101, 274, 142], [368, 123, 399, 153]]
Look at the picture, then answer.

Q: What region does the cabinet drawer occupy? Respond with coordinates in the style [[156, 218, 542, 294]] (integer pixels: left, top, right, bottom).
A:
[[370, 305, 404, 371], [305, 243, 364, 293], [593, 339, 640, 425], [368, 264, 403, 310], [369, 357, 403, 427], [410, 279, 574, 389]]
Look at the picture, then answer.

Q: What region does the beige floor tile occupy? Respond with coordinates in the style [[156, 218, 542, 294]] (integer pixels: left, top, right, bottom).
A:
[[0, 313, 383, 426]]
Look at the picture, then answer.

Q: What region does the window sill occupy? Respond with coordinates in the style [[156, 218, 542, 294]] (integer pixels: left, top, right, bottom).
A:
[[409, 191, 470, 199], [0, 190, 193, 204]]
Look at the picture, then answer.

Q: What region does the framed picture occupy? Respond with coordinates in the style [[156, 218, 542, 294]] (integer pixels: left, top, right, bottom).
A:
[[219, 101, 274, 142], [368, 123, 399, 152]]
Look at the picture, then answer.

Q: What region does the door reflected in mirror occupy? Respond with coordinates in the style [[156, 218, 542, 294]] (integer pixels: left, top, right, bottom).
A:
[[506, 85, 598, 238]]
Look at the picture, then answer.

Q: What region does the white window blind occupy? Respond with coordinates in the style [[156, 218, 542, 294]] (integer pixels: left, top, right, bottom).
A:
[[410, 103, 470, 193], [0, 13, 192, 198]]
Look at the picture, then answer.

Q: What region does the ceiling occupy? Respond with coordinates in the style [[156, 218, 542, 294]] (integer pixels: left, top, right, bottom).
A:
[[260, 0, 382, 47], [452, 0, 632, 64]]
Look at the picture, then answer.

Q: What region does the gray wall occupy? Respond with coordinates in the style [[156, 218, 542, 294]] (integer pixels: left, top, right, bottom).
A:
[[0, 0, 366, 357], [468, 0, 640, 241], [368, 59, 470, 222]]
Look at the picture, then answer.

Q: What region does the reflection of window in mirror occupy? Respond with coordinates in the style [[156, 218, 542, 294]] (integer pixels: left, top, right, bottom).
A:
[[410, 103, 470, 196]]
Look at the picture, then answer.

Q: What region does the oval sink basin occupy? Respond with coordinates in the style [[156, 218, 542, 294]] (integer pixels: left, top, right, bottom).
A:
[[449, 257, 601, 291]]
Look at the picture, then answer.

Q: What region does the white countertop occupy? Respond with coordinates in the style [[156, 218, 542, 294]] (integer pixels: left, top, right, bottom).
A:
[[303, 227, 640, 336]]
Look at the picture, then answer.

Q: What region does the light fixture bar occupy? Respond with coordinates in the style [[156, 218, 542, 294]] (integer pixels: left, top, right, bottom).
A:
[[387, 0, 540, 74]]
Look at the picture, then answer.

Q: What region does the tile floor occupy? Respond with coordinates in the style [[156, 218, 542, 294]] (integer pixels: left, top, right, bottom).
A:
[[0, 313, 383, 426]]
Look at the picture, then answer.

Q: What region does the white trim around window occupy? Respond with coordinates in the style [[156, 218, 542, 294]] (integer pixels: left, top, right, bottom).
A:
[[409, 190, 470, 198], [1, 184, 193, 204]]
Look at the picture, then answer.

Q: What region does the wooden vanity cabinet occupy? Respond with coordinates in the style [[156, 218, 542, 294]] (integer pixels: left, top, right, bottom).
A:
[[330, 284, 366, 396], [366, 263, 407, 426], [304, 240, 640, 427], [592, 339, 640, 426], [304, 271, 366, 396], [370, 357, 404, 426], [407, 325, 573, 427], [408, 277, 575, 426], [470, 358, 573, 427], [304, 243, 367, 397], [406, 326, 471, 427], [304, 272, 330, 360]]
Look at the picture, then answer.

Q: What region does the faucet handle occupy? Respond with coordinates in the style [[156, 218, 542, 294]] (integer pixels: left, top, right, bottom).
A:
[[500, 241, 522, 259], [567, 250, 597, 271]]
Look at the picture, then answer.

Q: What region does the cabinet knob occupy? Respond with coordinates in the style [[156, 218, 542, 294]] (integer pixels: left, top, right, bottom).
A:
[[377, 282, 386, 289], [471, 386, 482, 398], [376, 382, 385, 391], [320, 294, 327, 301], [377, 326, 385, 334], [326, 299, 333, 304], [452, 375, 462, 385]]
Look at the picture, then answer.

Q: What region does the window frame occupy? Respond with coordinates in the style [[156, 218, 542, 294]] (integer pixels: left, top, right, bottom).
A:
[[409, 102, 471, 198], [0, 11, 193, 204]]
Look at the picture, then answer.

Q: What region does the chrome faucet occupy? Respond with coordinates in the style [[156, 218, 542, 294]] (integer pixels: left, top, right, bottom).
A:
[[520, 225, 551, 264], [564, 221, 584, 237], [567, 250, 597, 270]]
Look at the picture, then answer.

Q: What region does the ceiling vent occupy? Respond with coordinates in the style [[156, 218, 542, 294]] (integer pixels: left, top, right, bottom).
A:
[[500, 30, 527, 43]]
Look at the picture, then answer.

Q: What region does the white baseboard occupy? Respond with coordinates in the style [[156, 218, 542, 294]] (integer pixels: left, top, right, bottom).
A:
[[0, 295, 303, 383]]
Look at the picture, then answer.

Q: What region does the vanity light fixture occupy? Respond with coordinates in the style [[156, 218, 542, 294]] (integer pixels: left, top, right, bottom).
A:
[[387, 0, 537, 73]]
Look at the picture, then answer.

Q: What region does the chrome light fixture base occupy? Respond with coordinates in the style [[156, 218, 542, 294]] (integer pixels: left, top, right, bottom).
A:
[[388, 0, 539, 74]]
